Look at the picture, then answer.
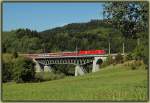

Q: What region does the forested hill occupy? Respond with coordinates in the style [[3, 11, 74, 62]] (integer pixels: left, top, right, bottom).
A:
[[41, 19, 112, 35], [2, 19, 137, 54]]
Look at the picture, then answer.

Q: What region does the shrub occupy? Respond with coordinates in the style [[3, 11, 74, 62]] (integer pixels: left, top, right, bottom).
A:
[[129, 60, 143, 70], [13, 57, 35, 83], [125, 53, 133, 61], [101, 55, 115, 68], [132, 43, 148, 69], [13, 51, 18, 58], [132, 45, 145, 61], [2, 62, 13, 82], [135, 60, 143, 66], [2, 53, 14, 82], [115, 53, 123, 64], [131, 63, 137, 70], [35, 72, 65, 82], [107, 55, 114, 64], [52, 65, 75, 76]]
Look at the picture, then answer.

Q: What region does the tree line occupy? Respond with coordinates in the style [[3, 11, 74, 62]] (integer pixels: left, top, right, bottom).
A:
[[2, 20, 138, 54]]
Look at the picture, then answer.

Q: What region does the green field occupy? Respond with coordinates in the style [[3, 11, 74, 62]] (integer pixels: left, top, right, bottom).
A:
[[2, 64, 148, 101]]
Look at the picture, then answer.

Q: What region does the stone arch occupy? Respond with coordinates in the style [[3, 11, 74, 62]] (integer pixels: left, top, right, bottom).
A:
[[96, 58, 103, 65]]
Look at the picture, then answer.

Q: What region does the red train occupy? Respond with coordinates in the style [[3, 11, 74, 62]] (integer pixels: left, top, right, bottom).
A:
[[46, 50, 106, 57], [22, 50, 106, 58]]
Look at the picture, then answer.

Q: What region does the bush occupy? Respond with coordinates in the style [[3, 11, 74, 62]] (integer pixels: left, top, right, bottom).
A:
[[136, 60, 143, 66], [131, 63, 137, 70], [115, 53, 123, 64], [13, 51, 18, 58], [125, 53, 133, 61], [35, 72, 65, 82], [132, 43, 148, 69], [132, 45, 145, 61], [107, 55, 114, 64], [2, 53, 14, 82], [128, 60, 143, 70], [52, 65, 75, 76], [2, 62, 13, 82], [13, 57, 35, 83], [101, 55, 115, 68]]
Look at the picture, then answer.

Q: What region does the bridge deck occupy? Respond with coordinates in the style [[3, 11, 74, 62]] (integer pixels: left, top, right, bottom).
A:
[[33, 54, 109, 59], [20, 53, 122, 59]]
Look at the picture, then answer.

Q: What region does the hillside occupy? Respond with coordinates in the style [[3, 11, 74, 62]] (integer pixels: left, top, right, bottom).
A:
[[2, 19, 137, 54], [3, 63, 148, 101]]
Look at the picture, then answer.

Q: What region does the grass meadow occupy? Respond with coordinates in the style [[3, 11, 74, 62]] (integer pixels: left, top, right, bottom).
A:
[[2, 63, 148, 101]]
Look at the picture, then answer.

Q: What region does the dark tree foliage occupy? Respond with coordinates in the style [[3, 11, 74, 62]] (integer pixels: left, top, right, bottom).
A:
[[2, 54, 14, 82], [103, 2, 149, 65], [16, 28, 39, 38], [39, 19, 130, 53], [2, 62, 13, 82], [2, 29, 42, 53], [13, 51, 18, 58], [2, 19, 137, 54], [13, 57, 35, 83], [52, 65, 75, 76], [103, 2, 148, 39], [2, 53, 36, 83]]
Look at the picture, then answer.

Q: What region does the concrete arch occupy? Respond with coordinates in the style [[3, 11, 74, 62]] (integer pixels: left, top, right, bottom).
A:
[[92, 57, 103, 72], [96, 58, 103, 65]]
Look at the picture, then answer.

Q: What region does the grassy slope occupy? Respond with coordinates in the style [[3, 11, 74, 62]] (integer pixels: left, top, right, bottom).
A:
[[2, 64, 148, 101]]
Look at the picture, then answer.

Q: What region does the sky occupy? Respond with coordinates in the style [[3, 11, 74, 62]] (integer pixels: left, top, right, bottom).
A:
[[3, 3, 104, 32]]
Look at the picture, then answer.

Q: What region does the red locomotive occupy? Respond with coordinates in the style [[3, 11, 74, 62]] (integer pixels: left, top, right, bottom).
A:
[[79, 50, 106, 55]]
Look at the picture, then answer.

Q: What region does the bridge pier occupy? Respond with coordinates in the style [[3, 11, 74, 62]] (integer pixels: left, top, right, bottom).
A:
[[92, 57, 100, 72], [33, 59, 42, 72], [75, 65, 85, 76], [44, 65, 52, 72]]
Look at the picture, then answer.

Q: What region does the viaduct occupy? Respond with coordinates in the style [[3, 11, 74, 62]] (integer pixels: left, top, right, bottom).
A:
[[22, 53, 119, 76]]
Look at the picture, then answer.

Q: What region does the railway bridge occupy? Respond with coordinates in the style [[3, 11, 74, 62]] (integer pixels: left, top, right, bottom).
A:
[[21, 51, 120, 76]]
